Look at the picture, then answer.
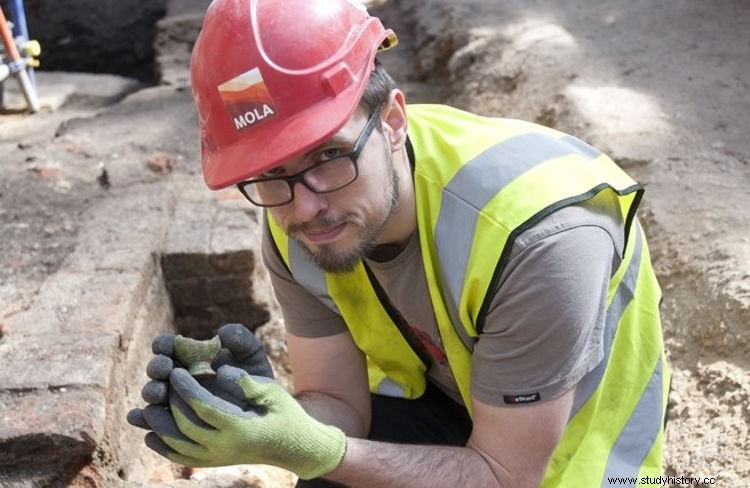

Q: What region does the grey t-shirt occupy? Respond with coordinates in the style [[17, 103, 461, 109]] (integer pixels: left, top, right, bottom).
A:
[[262, 191, 624, 407]]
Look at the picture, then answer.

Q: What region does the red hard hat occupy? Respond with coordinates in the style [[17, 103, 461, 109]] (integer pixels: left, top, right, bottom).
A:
[[190, 0, 398, 190]]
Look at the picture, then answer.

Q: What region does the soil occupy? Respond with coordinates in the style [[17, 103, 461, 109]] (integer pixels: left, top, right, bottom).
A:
[[1, 0, 748, 486]]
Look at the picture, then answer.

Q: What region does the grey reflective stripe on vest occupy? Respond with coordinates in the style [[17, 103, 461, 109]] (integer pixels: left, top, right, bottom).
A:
[[435, 133, 603, 350], [572, 223, 642, 415], [602, 358, 665, 485], [376, 377, 406, 397], [565, 223, 665, 484], [288, 239, 340, 314]]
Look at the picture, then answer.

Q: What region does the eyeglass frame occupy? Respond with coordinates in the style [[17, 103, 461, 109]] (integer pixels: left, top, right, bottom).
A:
[[236, 104, 384, 208]]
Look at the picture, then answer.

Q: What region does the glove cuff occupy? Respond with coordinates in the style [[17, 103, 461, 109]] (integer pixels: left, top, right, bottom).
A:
[[295, 423, 347, 480]]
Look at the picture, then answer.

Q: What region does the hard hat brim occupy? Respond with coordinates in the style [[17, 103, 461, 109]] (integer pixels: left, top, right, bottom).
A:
[[202, 87, 367, 189]]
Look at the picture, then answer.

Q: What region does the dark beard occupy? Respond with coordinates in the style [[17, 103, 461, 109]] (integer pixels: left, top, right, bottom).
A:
[[296, 234, 379, 274], [293, 161, 400, 274]]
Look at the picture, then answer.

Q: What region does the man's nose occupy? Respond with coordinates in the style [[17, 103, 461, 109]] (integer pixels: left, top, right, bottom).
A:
[[289, 182, 328, 221]]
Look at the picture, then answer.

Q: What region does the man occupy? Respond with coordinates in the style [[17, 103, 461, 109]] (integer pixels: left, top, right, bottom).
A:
[[128, 0, 670, 486]]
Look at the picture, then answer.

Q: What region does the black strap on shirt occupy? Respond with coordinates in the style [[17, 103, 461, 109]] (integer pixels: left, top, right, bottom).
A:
[[362, 261, 433, 369]]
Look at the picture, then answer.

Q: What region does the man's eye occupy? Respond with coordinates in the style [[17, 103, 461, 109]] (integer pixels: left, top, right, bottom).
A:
[[261, 167, 285, 178], [318, 148, 344, 162]]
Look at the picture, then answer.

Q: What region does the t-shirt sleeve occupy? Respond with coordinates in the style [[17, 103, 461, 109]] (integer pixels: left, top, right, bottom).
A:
[[261, 225, 348, 337], [470, 214, 621, 407]]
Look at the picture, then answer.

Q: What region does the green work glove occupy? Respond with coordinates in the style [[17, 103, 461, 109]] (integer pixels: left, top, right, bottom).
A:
[[147, 365, 346, 480], [127, 323, 274, 429]]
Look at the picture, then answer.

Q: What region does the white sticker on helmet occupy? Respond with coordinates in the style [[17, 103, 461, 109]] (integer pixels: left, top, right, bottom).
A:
[[217, 67, 277, 132], [346, 0, 369, 14]]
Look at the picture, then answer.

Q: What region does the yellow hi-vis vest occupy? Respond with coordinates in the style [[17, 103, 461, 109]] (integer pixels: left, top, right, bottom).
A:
[[267, 105, 670, 486]]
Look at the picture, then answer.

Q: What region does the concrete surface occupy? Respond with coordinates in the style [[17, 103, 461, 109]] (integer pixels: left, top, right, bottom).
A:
[[1, 1, 271, 485]]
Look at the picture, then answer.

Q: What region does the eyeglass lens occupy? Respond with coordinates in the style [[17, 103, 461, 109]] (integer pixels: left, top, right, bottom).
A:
[[246, 157, 357, 206], [239, 104, 381, 207]]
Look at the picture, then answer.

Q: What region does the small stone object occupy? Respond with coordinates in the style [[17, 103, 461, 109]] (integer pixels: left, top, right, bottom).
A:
[[173, 335, 222, 378], [146, 151, 175, 173]]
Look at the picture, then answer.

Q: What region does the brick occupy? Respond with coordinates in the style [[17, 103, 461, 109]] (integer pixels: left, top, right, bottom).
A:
[[0, 388, 105, 468]]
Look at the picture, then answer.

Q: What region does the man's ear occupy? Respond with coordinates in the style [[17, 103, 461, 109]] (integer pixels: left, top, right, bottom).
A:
[[382, 89, 408, 149]]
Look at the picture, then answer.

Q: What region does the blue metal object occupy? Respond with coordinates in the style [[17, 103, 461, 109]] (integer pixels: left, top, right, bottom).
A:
[[6, 0, 34, 87], [0, 1, 39, 111]]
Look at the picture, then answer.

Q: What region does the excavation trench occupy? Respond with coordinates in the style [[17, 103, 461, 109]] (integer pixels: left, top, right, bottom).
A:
[[160, 250, 270, 341], [49, 0, 747, 485]]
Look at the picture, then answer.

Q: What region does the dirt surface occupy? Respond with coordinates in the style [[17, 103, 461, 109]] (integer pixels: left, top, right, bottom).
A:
[[1, 0, 748, 486]]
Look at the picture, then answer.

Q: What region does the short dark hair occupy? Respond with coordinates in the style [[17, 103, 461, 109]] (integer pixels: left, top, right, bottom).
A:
[[360, 58, 396, 113]]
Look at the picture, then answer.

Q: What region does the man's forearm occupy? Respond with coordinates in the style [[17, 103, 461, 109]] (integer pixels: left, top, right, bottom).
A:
[[295, 391, 370, 438], [325, 437, 504, 488], [296, 394, 506, 487]]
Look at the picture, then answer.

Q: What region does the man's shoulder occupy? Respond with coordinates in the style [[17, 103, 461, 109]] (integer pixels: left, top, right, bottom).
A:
[[511, 192, 626, 261]]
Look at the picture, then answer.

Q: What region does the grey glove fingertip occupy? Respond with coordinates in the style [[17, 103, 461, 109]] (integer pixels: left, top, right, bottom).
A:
[[152, 333, 175, 356], [247, 355, 275, 379], [212, 365, 265, 416], [169, 368, 216, 406], [216, 364, 275, 385], [144, 433, 203, 468], [171, 367, 246, 416], [169, 386, 218, 430], [142, 403, 195, 443], [146, 354, 174, 380], [144, 431, 178, 459], [126, 408, 150, 430], [142, 380, 169, 404], [216, 324, 275, 379], [217, 323, 259, 355], [214, 364, 249, 399]]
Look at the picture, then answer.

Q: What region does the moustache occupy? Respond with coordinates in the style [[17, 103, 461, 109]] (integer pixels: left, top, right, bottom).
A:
[[286, 214, 356, 234]]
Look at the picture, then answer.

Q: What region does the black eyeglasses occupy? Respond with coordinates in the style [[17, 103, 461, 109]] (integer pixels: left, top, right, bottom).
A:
[[237, 105, 383, 207]]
